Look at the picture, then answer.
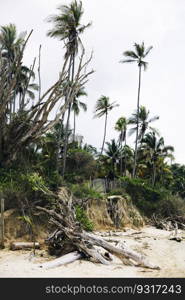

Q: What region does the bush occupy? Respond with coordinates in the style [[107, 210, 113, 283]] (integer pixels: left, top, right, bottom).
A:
[[75, 205, 94, 231], [70, 183, 103, 200], [120, 177, 170, 216], [0, 169, 53, 210]]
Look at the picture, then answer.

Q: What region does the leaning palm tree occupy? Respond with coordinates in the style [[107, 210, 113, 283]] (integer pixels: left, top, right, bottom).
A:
[[120, 42, 153, 177], [71, 87, 87, 141], [47, 0, 91, 176], [129, 106, 159, 142], [115, 116, 128, 175], [94, 96, 119, 155]]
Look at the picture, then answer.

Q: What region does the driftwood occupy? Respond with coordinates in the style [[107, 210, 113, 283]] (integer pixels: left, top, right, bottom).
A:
[[152, 214, 185, 231], [39, 251, 82, 269], [10, 242, 40, 250], [36, 188, 160, 270]]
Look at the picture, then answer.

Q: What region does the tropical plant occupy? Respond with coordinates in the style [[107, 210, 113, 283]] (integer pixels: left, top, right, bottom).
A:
[[120, 42, 153, 177], [141, 132, 174, 186], [94, 96, 119, 155], [105, 139, 121, 177], [115, 116, 128, 175], [129, 106, 159, 142]]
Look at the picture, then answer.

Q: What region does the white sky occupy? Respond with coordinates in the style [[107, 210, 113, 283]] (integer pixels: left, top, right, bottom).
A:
[[1, 0, 185, 164]]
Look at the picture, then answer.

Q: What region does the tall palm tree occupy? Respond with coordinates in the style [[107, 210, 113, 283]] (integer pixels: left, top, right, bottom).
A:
[[0, 24, 27, 119], [71, 86, 87, 141], [94, 96, 119, 155], [129, 106, 159, 142], [115, 116, 128, 175], [141, 131, 174, 186], [120, 42, 153, 178], [47, 0, 91, 177]]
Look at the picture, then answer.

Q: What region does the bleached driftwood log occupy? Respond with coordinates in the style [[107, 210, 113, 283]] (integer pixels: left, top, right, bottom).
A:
[[39, 251, 82, 269], [10, 242, 40, 250]]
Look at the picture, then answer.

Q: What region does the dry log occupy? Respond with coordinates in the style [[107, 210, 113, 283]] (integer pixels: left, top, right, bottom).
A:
[[10, 242, 40, 251], [79, 232, 160, 269], [39, 251, 82, 269]]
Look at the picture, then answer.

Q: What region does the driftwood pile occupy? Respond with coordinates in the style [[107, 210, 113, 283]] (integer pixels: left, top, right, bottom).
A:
[[151, 214, 185, 231], [37, 189, 160, 270]]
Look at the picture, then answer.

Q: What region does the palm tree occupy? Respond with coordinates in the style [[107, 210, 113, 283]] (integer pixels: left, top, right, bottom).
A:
[[71, 87, 87, 141], [47, 0, 91, 177], [120, 42, 153, 178], [115, 116, 128, 175], [0, 23, 25, 62], [105, 139, 121, 177], [0, 24, 27, 119], [129, 106, 159, 142], [141, 131, 174, 186], [94, 96, 119, 155]]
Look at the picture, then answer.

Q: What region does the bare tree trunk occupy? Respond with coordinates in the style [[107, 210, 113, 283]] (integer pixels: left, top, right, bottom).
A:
[[100, 112, 108, 155], [132, 66, 142, 178], [0, 198, 5, 249], [62, 53, 75, 177], [73, 111, 76, 142]]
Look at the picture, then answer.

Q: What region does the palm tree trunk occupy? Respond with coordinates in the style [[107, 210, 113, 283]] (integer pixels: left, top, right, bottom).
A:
[[132, 65, 142, 178], [124, 135, 127, 176], [62, 53, 75, 177], [73, 111, 76, 142], [100, 112, 108, 155], [152, 161, 156, 186]]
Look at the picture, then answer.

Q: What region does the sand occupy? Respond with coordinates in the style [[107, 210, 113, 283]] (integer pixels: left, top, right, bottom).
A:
[[0, 226, 185, 278]]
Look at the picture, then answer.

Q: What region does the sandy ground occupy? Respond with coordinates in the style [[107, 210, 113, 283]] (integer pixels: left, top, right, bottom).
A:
[[0, 226, 185, 278]]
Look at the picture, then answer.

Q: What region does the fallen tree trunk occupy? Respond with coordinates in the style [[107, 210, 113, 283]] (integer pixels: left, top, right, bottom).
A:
[[36, 188, 160, 270], [39, 251, 82, 269], [10, 242, 40, 251]]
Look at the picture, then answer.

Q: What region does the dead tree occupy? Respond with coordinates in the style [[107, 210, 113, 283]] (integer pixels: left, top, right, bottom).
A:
[[0, 29, 94, 166], [36, 188, 160, 270]]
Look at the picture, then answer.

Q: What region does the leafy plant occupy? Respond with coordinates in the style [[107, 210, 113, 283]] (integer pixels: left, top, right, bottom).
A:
[[75, 205, 94, 231]]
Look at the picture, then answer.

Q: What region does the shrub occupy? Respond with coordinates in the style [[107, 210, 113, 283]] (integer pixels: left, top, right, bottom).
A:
[[120, 177, 170, 216], [75, 205, 94, 231], [70, 183, 103, 200]]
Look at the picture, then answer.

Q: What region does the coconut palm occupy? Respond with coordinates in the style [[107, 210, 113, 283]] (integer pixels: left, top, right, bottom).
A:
[[71, 87, 87, 141], [0, 23, 25, 62], [120, 42, 153, 177], [47, 0, 91, 176], [115, 116, 128, 175], [94, 96, 119, 155], [141, 131, 174, 186], [129, 106, 159, 142], [105, 139, 121, 176]]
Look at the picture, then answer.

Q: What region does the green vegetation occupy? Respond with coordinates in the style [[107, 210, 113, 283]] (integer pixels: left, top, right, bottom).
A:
[[75, 205, 94, 231]]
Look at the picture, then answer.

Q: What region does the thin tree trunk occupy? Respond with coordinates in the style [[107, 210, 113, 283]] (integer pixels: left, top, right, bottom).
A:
[[152, 161, 156, 186], [100, 112, 108, 155], [62, 53, 75, 177], [132, 65, 142, 178], [73, 111, 76, 142], [124, 135, 127, 176], [38, 45, 42, 101]]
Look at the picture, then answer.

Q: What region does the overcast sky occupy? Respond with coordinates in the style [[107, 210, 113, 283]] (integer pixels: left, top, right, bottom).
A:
[[1, 0, 185, 164]]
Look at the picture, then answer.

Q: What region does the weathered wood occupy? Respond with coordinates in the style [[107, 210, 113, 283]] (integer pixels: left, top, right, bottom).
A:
[[10, 242, 40, 250], [39, 251, 82, 269], [0, 198, 4, 249], [79, 232, 160, 269]]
